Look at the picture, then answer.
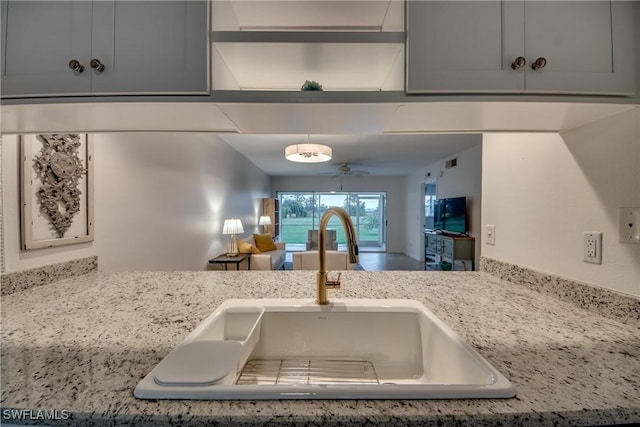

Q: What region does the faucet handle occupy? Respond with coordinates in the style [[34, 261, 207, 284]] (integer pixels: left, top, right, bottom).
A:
[[326, 272, 342, 289]]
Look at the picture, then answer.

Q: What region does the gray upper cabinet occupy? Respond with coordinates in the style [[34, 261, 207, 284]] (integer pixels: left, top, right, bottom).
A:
[[522, 1, 634, 94], [1, 0, 208, 98], [406, 1, 636, 95], [406, 1, 524, 93], [1, 1, 93, 96]]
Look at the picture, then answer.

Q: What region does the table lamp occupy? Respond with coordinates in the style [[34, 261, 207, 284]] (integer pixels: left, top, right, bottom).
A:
[[258, 215, 272, 234], [222, 218, 244, 256]]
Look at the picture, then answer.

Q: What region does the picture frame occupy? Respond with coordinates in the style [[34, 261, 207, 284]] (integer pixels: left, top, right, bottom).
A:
[[20, 134, 94, 250]]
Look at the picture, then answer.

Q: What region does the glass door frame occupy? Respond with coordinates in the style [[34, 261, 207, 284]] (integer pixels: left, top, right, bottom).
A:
[[351, 192, 386, 248]]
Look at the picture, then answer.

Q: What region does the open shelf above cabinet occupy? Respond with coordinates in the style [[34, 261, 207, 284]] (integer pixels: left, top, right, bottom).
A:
[[213, 42, 404, 91], [211, 0, 405, 91]]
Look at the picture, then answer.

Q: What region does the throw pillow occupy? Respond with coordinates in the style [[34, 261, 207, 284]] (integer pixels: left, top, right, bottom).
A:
[[237, 239, 261, 254], [253, 233, 277, 252]]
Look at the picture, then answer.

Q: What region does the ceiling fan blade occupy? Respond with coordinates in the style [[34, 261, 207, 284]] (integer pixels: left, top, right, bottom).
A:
[[316, 163, 370, 177], [350, 170, 370, 176]]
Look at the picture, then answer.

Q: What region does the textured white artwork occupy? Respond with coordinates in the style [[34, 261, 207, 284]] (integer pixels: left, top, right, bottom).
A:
[[21, 134, 94, 250]]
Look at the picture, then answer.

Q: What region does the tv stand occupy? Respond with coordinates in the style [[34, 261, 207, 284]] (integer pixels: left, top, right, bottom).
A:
[[425, 231, 475, 271], [446, 231, 470, 238]]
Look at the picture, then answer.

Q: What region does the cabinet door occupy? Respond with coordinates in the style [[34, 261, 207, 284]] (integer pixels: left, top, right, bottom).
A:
[[425, 233, 438, 251], [441, 237, 454, 258], [90, 0, 208, 94], [406, 1, 525, 93], [524, 1, 635, 95], [1, 1, 92, 97]]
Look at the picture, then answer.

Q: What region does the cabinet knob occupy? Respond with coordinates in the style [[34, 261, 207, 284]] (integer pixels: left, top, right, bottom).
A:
[[510, 56, 526, 70], [531, 57, 547, 70], [68, 59, 85, 73], [90, 59, 105, 73]]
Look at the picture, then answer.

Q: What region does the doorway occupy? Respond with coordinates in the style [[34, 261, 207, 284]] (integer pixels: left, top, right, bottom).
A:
[[424, 182, 437, 231], [423, 181, 437, 267]]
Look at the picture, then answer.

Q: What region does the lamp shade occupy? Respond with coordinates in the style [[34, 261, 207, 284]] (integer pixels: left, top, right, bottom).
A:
[[285, 144, 332, 163], [258, 215, 272, 226], [222, 218, 244, 235]]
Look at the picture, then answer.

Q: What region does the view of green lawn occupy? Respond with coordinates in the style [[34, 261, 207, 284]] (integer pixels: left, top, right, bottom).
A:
[[281, 216, 379, 244]]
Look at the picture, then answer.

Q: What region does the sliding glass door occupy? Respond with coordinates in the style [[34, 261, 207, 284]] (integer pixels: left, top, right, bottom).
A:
[[280, 193, 315, 244], [278, 191, 386, 251], [352, 193, 385, 247], [316, 193, 348, 243]]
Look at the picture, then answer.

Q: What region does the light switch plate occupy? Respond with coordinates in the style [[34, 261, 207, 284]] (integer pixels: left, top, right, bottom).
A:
[[486, 225, 495, 245], [619, 207, 640, 244]]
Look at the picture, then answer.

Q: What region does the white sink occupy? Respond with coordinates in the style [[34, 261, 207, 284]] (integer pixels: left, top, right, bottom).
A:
[[134, 299, 516, 400]]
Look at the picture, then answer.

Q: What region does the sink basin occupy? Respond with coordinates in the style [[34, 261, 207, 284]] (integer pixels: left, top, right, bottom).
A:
[[134, 299, 516, 399]]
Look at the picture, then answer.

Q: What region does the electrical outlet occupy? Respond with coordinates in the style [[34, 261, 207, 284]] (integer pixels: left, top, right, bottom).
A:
[[619, 207, 640, 244], [486, 225, 496, 245], [583, 232, 602, 264]]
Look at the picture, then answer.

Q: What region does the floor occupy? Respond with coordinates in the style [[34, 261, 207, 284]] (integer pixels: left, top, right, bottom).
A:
[[285, 251, 424, 271], [285, 243, 385, 253], [356, 252, 424, 271]]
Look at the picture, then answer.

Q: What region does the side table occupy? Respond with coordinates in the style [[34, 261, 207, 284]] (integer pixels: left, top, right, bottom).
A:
[[208, 253, 251, 271]]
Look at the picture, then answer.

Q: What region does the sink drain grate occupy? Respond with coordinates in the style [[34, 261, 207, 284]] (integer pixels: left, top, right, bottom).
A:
[[236, 359, 380, 385]]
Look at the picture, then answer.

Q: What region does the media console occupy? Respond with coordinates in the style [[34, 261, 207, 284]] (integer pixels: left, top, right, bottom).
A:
[[425, 231, 475, 271]]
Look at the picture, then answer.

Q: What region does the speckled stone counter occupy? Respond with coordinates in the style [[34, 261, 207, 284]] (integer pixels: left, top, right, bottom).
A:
[[1, 271, 639, 426], [0, 256, 97, 296]]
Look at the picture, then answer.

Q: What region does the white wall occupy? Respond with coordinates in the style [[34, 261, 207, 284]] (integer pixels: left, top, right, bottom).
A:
[[270, 175, 406, 253], [482, 108, 640, 296], [635, 2, 640, 102], [2, 133, 271, 272], [405, 142, 483, 264]]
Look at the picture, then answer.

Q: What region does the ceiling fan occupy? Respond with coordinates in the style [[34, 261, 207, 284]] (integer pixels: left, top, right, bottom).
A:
[[320, 163, 371, 177], [319, 163, 370, 191]]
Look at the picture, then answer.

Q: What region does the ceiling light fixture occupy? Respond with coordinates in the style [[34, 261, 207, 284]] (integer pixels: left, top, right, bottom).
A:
[[285, 137, 332, 163]]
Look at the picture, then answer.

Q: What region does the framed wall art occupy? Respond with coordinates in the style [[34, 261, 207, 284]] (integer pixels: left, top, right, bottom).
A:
[[21, 134, 94, 250]]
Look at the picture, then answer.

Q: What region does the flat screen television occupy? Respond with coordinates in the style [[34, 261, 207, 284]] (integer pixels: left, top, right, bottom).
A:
[[433, 197, 467, 234], [444, 197, 467, 234]]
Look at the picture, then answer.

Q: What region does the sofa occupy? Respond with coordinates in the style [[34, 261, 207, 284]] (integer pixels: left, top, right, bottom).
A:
[[306, 229, 338, 250], [292, 250, 356, 271], [238, 235, 286, 270]]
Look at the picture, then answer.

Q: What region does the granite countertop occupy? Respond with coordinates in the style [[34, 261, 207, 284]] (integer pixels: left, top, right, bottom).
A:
[[1, 270, 639, 426]]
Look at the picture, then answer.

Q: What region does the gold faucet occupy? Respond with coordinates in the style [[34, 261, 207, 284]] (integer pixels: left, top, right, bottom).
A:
[[316, 207, 359, 305]]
